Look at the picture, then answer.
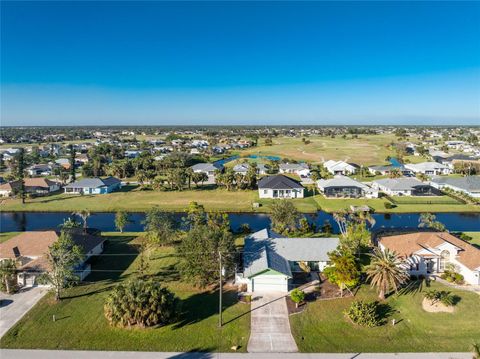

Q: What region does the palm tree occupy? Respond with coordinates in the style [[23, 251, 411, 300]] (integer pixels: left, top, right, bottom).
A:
[[0, 259, 17, 294], [365, 248, 409, 300], [389, 168, 402, 179], [74, 210, 91, 234]]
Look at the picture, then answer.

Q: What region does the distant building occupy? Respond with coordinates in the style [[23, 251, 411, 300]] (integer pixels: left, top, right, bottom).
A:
[[404, 162, 452, 176], [64, 177, 121, 195], [323, 160, 357, 176], [279, 163, 310, 177], [190, 163, 222, 176]]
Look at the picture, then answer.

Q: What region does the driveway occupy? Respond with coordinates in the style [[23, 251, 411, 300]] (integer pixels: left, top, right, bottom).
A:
[[247, 292, 298, 353], [0, 287, 48, 338]]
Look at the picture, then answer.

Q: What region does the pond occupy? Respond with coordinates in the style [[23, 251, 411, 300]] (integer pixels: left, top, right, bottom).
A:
[[1, 211, 479, 234]]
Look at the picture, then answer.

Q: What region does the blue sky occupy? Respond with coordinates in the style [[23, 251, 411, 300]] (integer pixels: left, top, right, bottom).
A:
[[1, 1, 479, 126]]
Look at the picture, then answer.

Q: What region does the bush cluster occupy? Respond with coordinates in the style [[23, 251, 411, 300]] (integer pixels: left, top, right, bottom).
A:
[[344, 300, 381, 327]]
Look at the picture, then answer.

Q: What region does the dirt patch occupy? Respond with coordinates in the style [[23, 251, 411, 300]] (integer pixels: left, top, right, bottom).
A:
[[422, 298, 455, 313]]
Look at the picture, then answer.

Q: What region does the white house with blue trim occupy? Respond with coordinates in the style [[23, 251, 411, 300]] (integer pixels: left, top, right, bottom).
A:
[[64, 176, 121, 195]]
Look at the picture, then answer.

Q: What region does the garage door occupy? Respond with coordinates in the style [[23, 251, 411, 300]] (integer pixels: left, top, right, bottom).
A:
[[252, 276, 288, 292]]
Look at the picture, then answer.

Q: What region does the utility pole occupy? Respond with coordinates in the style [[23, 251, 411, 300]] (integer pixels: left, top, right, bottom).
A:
[[218, 251, 223, 328]]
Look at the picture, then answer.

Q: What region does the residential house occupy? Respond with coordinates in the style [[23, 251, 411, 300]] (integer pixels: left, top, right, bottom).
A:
[[236, 228, 339, 292], [430, 176, 480, 198], [27, 163, 57, 177], [64, 176, 121, 194], [378, 232, 480, 285], [0, 229, 105, 287], [279, 163, 310, 178], [404, 162, 452, 176], [317, 175, 378, 198], [323, 160, 357, 176], [55, 158, 71, 170], [124, 150, 141, 159], [0, 181, 21, 197], [233, 163, 269, 175], [372, 178, 433, 196], [368, 165, 412, 176], [258, 175, 305, 199], [0, 178, 60, 197], [190, 163, 222, 176]]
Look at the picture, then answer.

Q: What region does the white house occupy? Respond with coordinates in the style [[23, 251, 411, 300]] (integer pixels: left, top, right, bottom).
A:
[[236, 229, 340, 292], [64, 177, 121, 194], [378, 232, 480, 285], [258, 175, 304, 199], [404, 162, 452, 176], [279, 163, 310, 178], [323, 160, 357, 176], [368, 165, 413, 176], [430, 176, 480, 198], [317, 175, 378, 198], [190, 163, 222, 176], [0, 230, 105, 287], [372, 177, 433, 196]]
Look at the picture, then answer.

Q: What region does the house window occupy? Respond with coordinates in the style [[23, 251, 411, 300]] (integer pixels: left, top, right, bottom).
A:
[[439, 250, 450, 271], [263, 190, 268, 194]]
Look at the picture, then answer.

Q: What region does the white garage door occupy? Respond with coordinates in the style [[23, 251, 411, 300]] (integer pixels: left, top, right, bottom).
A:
[[252, 275, 288, 292]]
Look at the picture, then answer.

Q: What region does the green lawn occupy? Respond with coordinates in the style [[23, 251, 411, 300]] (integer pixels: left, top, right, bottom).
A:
[[0, 232, 20, 243], [0, 234, 250, 352], [463, 232, 480, 247], [240, 134, 398, 166], [290, 282, 480, 352], [389, 195, 463, 205]]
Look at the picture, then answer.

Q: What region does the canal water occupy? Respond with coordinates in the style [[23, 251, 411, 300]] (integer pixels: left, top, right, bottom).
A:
[[1, 211, 479, 233]]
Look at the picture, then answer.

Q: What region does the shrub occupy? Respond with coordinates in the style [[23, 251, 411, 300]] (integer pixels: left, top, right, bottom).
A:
[[384, 202, 395, 209], [441, 270, 464, 284], [344, 300, 381, 327], [104, 279, 180, 328], [424, 290, 458, 307], [290, 288, 305, 308]]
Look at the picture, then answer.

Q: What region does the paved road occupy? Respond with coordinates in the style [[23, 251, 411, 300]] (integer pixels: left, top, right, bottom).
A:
[[247, 292, 298, 353], [0, 287, 48, 338], [0, 350, 473, 359]]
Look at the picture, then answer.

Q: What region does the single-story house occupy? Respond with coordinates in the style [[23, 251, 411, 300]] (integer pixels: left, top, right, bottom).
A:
[[233, 163, 269, 175], [190, 163, 222, 176], [378, 232, 480, 285], [124, 150, 141, 159], [430, 176, 480, 198], [323, 160, 357, 176], [404, 162, 452, 176], [0, 229, 105, 287], [279, 163, 310, 177], [368, 165, 413, 176], [27, 164, 56, 177], [236, 229, 339, 292], [317, 175, 378, 198], [64, 176, 121, 194], [0, 178, 60, 197], [55, 158, 71, 170], [372, 177, 433, 196], [24, 178, 61, 194], [258, 175, 304, 199]]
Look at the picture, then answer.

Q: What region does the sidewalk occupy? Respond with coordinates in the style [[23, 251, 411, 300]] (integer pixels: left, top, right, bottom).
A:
[[0, 349, 473, 359]]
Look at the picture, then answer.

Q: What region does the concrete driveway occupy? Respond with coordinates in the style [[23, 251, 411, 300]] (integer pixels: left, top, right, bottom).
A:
[[247, 292, 298, 353], [0, 287, 48, 338]]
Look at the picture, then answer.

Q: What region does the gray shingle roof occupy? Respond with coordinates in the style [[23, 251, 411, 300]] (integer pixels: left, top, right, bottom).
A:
[[258, 175, 304, 190], [243, 229, 339, 277], [191, 163, 221, 172], [431, 176, 480, 192], [374, 177, 428, 191], [64, 176, 120, 189], [317, 175, 368, 189]]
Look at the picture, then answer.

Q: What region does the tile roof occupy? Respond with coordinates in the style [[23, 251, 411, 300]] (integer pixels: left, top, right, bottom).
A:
[[378, 232, 480, 271]]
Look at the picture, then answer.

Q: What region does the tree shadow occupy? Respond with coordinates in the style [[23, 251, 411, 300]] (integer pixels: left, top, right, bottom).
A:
[[173, 290, 238, 329], [0, 299, 13, 308], [376, 302, 396, 325], [167, 348, 216, 358], [397, 279, 425, 296]]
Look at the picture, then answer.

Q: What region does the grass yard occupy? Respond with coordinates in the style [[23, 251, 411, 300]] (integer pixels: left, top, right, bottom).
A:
[[389, 195, 464, 205], [240, 134, 398, 166], [290, 281, 480, 352], [463, 232, 480, 247], [0, 187, 259, 213], [0, 232, 20, 243], [0, 233, 251, 352]]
